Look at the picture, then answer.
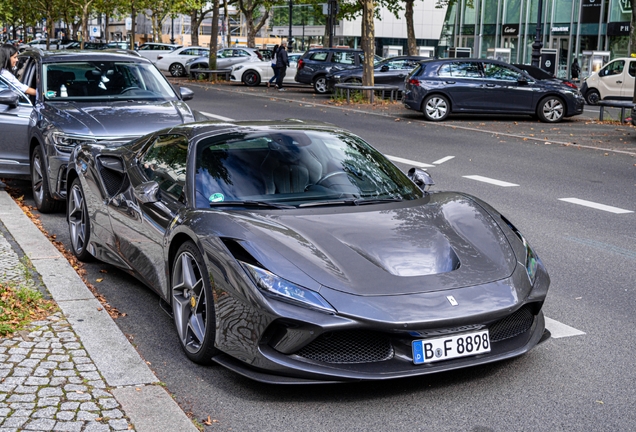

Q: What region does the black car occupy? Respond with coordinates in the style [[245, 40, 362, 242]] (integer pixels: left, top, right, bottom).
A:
[[325, 55, 429, 93], [512, 64, 578, 89], [66, 119, 550, 384], [403, 58, 585, 122], [0, 50, 204, 213], [295, 48, 381, 94]]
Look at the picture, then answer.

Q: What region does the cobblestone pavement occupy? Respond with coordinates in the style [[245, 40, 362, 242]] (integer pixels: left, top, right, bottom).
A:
[[0, 229, 135, 432]]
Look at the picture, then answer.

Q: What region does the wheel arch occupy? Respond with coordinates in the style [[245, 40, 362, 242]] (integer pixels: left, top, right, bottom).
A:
[[167, 232, 204, 300]]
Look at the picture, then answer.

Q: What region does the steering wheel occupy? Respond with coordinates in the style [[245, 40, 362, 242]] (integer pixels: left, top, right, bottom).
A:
[[121, 86, 141, 94], [315, 171, 350, 186]]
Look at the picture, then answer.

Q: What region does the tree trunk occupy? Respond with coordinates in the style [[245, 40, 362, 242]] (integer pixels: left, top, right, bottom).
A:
[[361, 0, 375, 100], [131, 5, 136, 50], [81, 4, 90, 48], [191, 11, 200, 46], [405, 0, 417, 55], [244, 9, 255, 47], [209, 0, 220, 78], [105, 13, 110, 41]]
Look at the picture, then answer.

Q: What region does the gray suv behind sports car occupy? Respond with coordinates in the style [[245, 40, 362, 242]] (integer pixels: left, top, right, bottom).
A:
[[295, 48, 381, 94], [0, 49, 204, 212]]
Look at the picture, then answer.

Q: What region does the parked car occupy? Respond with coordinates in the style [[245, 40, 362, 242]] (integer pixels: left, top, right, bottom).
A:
[[325, 55, 428, 93], [185, 48, 265, 76], [136, 42, 182, 63], [0, 49, 204, 213], [512, 64, 578, 89], [65, 42, 108, 50], [230, 53, 301, 86], [20, 38, 78, 50], [580, 57, 636, 105], [65, 119, 550, 383], [403, 58, 585, 123], [106, 41, 133, 50], [295, 47, 382, 94], [155, 46, 210, 77]]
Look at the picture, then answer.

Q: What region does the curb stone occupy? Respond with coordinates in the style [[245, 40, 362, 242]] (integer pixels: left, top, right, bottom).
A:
[[0, 190, 198, 432]]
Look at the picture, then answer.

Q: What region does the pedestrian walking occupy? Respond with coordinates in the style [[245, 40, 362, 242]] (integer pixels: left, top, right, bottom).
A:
[[1, 44, 36, 96], [571, 58, 580, 82], [268, 44, 279, 88], [275, 41, 289, 91]]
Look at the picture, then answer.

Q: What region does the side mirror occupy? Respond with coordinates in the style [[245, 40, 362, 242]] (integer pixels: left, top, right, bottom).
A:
[[408, 168, 434, 191], [180, 86, 194, 101], [517, 77, 529, 85], [0, 90, 19, 108], [134, 181, 161, 204], [380, 65, 389, 72]]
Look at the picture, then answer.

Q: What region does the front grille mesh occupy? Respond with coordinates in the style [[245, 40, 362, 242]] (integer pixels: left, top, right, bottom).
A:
[[489, 306, 534, 342], [294, 330, 394, 364]]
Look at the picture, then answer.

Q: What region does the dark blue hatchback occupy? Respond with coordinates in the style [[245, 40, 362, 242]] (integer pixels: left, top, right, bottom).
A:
[[403, 58, 585, 123]]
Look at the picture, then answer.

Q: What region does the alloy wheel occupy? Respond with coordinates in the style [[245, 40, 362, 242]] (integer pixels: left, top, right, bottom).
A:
[[425, 97, 448, 120], [31, 152, 44, 204], [172, 251, 207, 354], [541, 98, 564, 122], [68, 183, 87, 255], [170, 63, 185, 77]]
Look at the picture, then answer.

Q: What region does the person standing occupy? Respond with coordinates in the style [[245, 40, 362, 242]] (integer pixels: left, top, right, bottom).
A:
[[571, 58, 580, 82], [275, 40, 289, 91], [268, 44, 279, 88], [1, 44, 36, 96]]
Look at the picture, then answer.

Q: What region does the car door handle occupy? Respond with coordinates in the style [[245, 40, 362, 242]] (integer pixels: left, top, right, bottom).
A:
[[445, 81, 456, 84], [485, 83, 496, 87], [617, 80, 623, 84]]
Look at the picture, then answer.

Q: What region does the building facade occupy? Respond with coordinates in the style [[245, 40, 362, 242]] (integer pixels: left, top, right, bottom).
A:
[[441, 0, 633, 79]]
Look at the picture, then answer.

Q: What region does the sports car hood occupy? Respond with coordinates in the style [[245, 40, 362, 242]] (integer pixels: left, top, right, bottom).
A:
[[217, 193, 518, 296], [41, 100, 195, 138]]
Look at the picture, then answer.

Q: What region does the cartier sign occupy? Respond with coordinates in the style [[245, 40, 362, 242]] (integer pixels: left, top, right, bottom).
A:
[[502, 24, 519, 35]]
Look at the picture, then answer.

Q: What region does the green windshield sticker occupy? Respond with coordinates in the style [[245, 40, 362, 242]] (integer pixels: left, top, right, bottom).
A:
[[209, 193, 225, 202]]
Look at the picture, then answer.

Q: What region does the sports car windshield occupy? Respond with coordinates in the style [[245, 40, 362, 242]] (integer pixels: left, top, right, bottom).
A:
[[43, 61, 178, 101], [195, 129, 423, 208]]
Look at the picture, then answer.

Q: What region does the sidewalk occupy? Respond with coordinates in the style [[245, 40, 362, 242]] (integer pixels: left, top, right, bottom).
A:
[[0, 185, 198, 432]]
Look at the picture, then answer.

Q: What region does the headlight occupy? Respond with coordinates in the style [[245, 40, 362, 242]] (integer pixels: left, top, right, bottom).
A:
[[50, 132, 97, 153], [240, 262, 335, 313], [502, 217, 540, 285], [333, 74, 341, 79]]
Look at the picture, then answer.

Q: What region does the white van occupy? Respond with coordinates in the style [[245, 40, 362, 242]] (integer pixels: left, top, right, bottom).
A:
[[582, 57, 636, 105]]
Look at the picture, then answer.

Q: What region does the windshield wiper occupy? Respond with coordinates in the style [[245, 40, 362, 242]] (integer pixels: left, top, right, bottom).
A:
[[298, 197, 402, 208], [210, 200, 295, 209]]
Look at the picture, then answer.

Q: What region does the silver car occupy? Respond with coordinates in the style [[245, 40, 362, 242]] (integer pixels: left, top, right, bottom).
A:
[[185, 47, 264, 75], [0, 50, 204, 213]]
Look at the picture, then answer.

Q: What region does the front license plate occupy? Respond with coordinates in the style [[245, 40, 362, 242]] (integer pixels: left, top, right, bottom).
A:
[[412, 330, 491, 364]]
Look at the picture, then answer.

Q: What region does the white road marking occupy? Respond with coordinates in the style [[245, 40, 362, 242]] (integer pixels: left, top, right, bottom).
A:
[[462, 175, 519, 187], [200, 111, 235, 122], [558, 198, 633, 214], [544, 317, 586, 339], [386, 155, 435, 168], [433, 156, 455, 165]]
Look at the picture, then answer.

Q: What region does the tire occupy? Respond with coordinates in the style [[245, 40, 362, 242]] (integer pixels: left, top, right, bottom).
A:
[[537, 96, 565, 123], [67, 178, 94, 262], [31, 145, 62, 213], [243, 70, 261, 86], [422, 94, 450, 121], [169, 63, 185, 77], [585, 89, 600, 105], [171, 241, 218, 364], [313, 76, 328, 94]]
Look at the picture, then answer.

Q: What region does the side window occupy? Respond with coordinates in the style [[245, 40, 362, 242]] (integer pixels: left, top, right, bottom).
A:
[[599, 60, 625, 77], [332, 52, 355, 65], [141, 134, 189, 203], [438, 62, 481, 78], [218, 49, 232, 58], [309, 51, 329, 61], [482, 63, 520, 81], [181, 49, 193, 56], [237, 50, 250, 57], [629, 61, 636, 78]]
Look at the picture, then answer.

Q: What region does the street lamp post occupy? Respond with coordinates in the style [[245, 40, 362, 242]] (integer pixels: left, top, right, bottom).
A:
[[531, 0, 544, 67], [170, 16, 175, 44], [288, 0, 293, 51]]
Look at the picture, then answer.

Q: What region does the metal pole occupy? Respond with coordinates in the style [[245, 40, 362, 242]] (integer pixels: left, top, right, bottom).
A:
[[531, 0, 544, 66], [170, 16, 175, 44], [289, 0, 293, 51]]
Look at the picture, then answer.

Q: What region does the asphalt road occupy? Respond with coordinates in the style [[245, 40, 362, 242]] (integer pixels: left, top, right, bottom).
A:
[[7, 82, 636, 431]]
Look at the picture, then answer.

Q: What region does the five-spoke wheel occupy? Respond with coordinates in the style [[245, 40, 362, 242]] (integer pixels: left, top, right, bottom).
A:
[[68, 178, 93, 262], [314, 76, 328, 94], [31, 145, 61, 213], [171, 242, 218, 364]]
